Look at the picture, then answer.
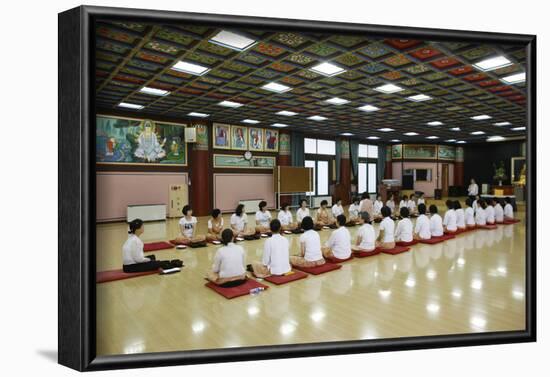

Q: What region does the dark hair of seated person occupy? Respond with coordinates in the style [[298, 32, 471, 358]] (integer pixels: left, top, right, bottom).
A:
[[429, 204, 438, 214], [380, 206, 391, 218], [320, 200, 328, 207], [128, 218, 143, 234], [221, 228, 234, 245], [270, 219, 281, 233], [446, 199, 454, 209], [361, 211, 371, 224], [336, 214, 346, 226], [212, 208, 221, 218], [453, 200, 462, 210], [400, 207, 410, 218], [418, 203, 427, 215], [301, 216, 314, 231]]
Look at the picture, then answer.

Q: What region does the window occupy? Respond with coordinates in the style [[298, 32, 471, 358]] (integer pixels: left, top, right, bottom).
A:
[[367, 145, 378, 158], [304, 138, 336, 156], [368, 163, 377, 193], [358, 144, 368, 158], [317, 160, 329, 195], [358, 162, 367, 194], [358, 144, 378, 194]]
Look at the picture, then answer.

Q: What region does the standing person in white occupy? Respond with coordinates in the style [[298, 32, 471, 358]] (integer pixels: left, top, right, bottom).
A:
[[442, 200, 458, 233], [468, 178, 479, 200], [277, 203, 297, 232], [322, 215, 352, 259], [296, 198, 311, 227], [395, 207, 413, 242], [290, 216, 325, 267], [255, 200, 272, 234], [376, 206, 396, 249], [414, 203, 431, 240], [352, 212, 377, 252], [206, 229, 247, 286], [176, 205, 206, 244], [251, 219, 291, 278], [428, 204, 444, 237]]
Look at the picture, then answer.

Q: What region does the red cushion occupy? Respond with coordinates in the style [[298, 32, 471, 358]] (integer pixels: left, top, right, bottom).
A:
[[353, 249, 380, 258], [169, 239, 189, 246], [325, 255, 354, 264], [477, 224, 498, 230], [396, 240, 418, 247], [419, 234, 454, 244], [379, 246, 411, 255], [503, 219, 521, 224], [144, 241, 175, 252], [292, 262, 342, 275], [264, 270, 308, 285], [205, 279, 268, 299], [96, 268, 159, 283]]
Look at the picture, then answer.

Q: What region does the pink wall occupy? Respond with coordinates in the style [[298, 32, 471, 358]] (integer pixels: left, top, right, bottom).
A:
[[96, 172, 188, 222], [213, 173, 275, 213], [391, 162, 454, 197]]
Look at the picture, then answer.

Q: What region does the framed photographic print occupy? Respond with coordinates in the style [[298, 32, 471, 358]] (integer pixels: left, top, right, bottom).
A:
[[231, 125, 248, 150], [212, 123, 231, 149], [59, 5, 536, 372], [264, 129, 279, 152], [249, 127, 264, 151]]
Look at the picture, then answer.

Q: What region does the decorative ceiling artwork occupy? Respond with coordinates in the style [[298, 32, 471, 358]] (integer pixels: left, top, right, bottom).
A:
[[95, 21, 527, 142]]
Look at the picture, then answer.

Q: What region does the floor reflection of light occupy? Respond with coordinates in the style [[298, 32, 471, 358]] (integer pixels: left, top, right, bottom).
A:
[[378, 289, 392, 299], [426, 269, 437, 280], [247, 306, 260, 317], [426, 303, 440, 314], [310, 310, 326, 323], [192, 321, 206, 333], [452, 289, 462, 299], [512, 290, 525, 300], [457, 258, 465, 267], [405, 278, 416, 288], [123, 342, 145, 354], [470, 316, 487, 329], [280, 322, 297, 336], [471, 279, 483, 290], [497, 266, 507, 275]]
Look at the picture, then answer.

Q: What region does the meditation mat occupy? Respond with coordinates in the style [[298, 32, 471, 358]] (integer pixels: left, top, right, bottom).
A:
[[379, 245, 411, 255], [96, 268, 159, 283], [396, 240, 418, 247], [205, 279, 268, 299], [292, 262, 342, 275], [144, 241, 175, 252], [353, 249, 380, 258], [503, 219, 521, 224], [477, 224, 498, 230], [264, 270, 308, 285], [189, 241, 208, 248], [325, 255, 354, 264], [419, 234, 455, 244]]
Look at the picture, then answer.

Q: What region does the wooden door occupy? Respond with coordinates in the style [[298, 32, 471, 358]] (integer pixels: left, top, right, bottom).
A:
[[441, 164, 449, 197]]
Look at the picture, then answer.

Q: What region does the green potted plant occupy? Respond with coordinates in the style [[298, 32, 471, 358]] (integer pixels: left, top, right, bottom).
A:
[[493, 161, 508, 186]]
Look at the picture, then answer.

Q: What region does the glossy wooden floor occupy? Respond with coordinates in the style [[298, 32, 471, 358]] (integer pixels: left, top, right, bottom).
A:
[[96, 203, 526, 356]]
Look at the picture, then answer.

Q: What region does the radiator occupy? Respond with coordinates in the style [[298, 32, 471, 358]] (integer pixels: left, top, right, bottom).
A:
[[127, 204, 166, 222]]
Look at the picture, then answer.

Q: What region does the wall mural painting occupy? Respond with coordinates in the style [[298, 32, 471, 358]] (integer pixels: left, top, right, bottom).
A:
[[212, 123, 231, 150], [213, 154, 276, 169], [391, 144, 403, 159], [96, 115, 186, 165], [403, 144, 437, 159], [437, 145, 456, 160], [264, 129, 279, 152]]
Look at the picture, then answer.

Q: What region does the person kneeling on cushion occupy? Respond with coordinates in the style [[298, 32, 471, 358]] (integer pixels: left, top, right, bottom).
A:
[[376, 206, 396, 249], [352, 212, 376, 252], [250, 219, 291, 278], [290, 216, 325, 268], [123, 219, 177, 273], [322, 214, 352, 260], [206, 229, 247, 286]]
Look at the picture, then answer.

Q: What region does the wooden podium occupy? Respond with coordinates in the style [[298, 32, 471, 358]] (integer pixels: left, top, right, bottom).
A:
[[378, 183, 401, 202]]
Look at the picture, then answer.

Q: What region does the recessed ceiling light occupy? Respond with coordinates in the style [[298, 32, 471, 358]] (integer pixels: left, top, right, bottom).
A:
[[473, 56, 513, 71], [456, 140, 466, 144], [271, 123, 288, 128], [340, 132, 354, 136], [501, 72, 526, 84], [209, 30, 256, 51], [276, 110, 297, 116], [378, 128, 394, 132], [325, 97, 349, 105], [407, 94, 432, 102], [404, 132, 419, 136], [367, 136, 380, 140], [358, 104, 380, 112], [494, 121, 512, 126], [309, 62, 346, 77], [445, 139, 457, 142], [451, 127, 461, 131], [374, 83, 404, 94], [139, 86, 170, 96], [172, 60, 210, 76], [390, 139, 401, 142], [427, 121, 443, 126], [512, 126, 526, 131], [471, 131, 485, 135], [426, 136, 439, 139], [261, 82, 292, 93], [242, 119, 259, 124], [487, 136, 506, 142], [218, 100, 243, 108], [308, 115, 327, 121], [117, 102, 144, 110], [188, 112, 209, 118], [470, 114, 492, 120]]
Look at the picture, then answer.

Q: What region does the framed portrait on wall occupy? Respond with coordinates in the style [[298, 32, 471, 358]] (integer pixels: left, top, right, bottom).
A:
[[212, 123, 231, 149], [264, 129, 279, 152], [249, 127, 264, 151], [230, 125, 248, 150]]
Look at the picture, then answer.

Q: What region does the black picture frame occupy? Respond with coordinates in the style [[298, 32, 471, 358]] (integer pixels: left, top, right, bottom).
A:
[[58, 5, 536, 371]]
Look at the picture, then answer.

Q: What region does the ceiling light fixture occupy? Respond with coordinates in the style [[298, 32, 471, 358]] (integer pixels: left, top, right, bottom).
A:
[[473, 56, 513, 71], [139, 86, 169, 96], [325, 97, 349, 105], [407, 94, 432, 102], [261, 82, 292, 93], [218, 100, 243, 108], [374, 83, 404, 94], [358, 104, 380, 112], [209, 30, 256, 51], [172, 60, 210, 76], [309, 62, 346, 77], [117, 102, 144, 110]]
